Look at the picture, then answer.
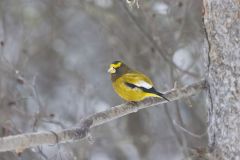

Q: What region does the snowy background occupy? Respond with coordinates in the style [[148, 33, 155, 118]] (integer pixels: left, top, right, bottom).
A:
[[0, 0, 207, 159]]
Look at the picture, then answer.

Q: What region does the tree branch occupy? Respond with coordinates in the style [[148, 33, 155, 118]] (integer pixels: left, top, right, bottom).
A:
[[0, 80, 206, 153]]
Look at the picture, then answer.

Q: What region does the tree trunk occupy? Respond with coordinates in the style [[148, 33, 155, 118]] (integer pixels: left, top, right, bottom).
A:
[[203, 0, 240, 159]]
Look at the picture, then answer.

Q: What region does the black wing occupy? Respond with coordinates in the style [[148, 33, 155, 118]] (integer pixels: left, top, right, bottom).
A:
[[124, 82, 169, 101]]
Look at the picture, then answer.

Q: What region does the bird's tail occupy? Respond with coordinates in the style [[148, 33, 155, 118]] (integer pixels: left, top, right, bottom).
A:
[[140, 86, 170, 101], [154, 91, 169, 101], [147, 87, 169, 101]]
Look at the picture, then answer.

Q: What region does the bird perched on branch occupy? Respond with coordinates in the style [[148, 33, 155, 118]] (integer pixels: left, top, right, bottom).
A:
[[108, 61, 169, 102]]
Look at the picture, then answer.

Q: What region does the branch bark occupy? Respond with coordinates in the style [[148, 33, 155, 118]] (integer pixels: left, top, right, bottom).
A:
[[0, 80, 206, 153]]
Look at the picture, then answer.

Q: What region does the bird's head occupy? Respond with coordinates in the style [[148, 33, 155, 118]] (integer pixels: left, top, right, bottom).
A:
[[108, 61, 123, 74], [108, 61, 130, 79]]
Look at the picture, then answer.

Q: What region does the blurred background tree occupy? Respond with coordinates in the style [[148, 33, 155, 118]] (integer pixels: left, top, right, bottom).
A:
[[0, 0, 207, 159]]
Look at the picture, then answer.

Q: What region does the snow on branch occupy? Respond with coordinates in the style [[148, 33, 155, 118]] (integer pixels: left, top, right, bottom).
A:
[[0, 80, 206, 153]]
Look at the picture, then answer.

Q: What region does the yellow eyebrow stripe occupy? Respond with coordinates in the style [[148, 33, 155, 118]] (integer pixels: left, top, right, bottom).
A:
[[111, 62, 122, 68]]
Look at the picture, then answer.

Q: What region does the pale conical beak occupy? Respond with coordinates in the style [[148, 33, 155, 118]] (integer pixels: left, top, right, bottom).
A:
[[108, 67, 116, 73]]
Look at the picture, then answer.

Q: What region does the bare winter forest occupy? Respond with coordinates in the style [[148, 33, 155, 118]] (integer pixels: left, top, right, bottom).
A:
[[1, 0, 235, 159]]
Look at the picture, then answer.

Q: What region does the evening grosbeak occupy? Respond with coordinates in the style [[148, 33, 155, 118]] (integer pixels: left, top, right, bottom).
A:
[[108, 61, 169, 102]]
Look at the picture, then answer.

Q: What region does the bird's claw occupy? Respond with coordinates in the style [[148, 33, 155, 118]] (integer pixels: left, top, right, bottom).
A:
[[127, 101, 138, 106]]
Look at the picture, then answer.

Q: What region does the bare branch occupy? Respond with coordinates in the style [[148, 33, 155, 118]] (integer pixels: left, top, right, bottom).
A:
[[0, 80, 206, 153], [120, 0, 199, 78]]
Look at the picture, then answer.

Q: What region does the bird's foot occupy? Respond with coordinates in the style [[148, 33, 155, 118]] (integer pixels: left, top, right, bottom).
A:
[[127, 101, 138, 106]]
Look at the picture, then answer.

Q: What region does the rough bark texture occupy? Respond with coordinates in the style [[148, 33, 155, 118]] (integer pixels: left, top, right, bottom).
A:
[[203, 0, 240, 159]]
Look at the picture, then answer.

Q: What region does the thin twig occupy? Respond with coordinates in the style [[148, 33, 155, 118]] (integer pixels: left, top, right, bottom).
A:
[[163, 104, 183, 146], [169, 64, 189, 158], [173, 120, 207, 138], [119, 0, 198, 78], [0, 80, 206, 152]]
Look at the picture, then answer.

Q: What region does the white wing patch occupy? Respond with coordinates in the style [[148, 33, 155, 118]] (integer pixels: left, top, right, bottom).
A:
[[135, 80, 153, 89]]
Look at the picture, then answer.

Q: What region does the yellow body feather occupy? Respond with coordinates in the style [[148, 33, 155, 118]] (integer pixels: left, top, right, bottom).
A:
[[112, 72, 160, 101]]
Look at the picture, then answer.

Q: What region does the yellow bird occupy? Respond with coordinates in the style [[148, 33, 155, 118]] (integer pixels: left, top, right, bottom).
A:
[[108, 61, 169, 102]]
